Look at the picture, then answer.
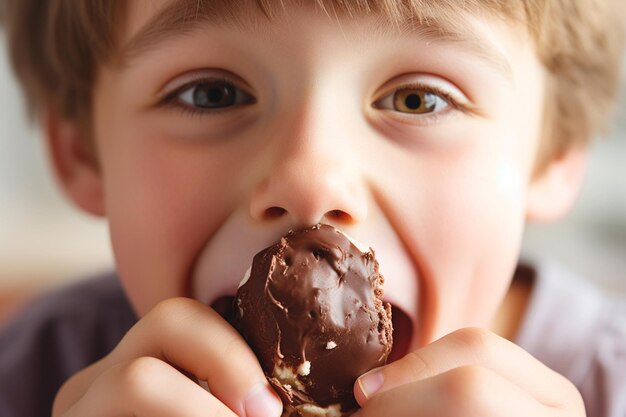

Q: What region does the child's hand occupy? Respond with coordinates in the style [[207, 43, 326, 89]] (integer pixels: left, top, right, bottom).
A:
[[51, 297, 282, 417], [354, 327, 585, 417]]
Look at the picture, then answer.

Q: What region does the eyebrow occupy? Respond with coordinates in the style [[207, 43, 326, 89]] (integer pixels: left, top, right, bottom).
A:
[[389, 18, 514, 84], [118, 0, 249, 65], [118, 0, 513, 84]]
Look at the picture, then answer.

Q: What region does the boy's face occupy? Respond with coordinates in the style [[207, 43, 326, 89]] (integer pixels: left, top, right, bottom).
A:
[[91, 1, 545, 354]]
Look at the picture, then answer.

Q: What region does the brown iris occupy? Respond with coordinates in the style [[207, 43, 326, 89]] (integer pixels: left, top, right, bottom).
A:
[[393, 89, 439, 114], [192, 82, 236, 108]]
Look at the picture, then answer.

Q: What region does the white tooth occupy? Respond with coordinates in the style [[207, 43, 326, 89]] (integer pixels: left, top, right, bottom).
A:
[[237, 298, 243, 318], [325, 341, 337, 350], [238, 266, 252, 288], [336, 229, 370, 253]]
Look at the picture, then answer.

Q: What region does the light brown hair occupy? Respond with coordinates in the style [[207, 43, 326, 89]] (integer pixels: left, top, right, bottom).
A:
[[1, 0, 625, 167]]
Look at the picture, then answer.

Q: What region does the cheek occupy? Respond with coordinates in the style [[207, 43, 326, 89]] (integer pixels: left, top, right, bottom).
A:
[[432, 162, 524, 332], [381, 131, 532, 342], [97, 126, 238, 315]]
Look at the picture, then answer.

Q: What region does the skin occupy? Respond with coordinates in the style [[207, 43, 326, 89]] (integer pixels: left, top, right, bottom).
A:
[[48, 1, 588, 416]]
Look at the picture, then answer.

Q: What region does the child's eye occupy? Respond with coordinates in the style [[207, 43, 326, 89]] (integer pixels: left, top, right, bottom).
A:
[[179, 80, 253, 109], [374, 87, 450, 115], [165, 79, 255, 112]]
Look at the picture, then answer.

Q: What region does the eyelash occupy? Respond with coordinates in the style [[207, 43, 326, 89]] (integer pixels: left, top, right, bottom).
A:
[[159, 78, 471, 120], [374, 82, 470, 116], [159, 77, 254, 117]]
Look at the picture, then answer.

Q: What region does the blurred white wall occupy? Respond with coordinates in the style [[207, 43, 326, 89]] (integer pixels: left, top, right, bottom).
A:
[[523, 59, 626, 293], [0, 33, 113, 290], [0, 32, 625, 292]]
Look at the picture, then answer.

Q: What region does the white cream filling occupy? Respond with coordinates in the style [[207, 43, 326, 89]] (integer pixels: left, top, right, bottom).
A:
[[296, 403, 342, 417], [297, 360, 311, 376], [273, 364, 305, 391]]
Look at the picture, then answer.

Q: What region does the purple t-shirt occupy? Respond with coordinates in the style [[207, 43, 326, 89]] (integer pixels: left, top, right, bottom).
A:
[[515, 259, 626, 417], [0, 261, 624, 416], [0, 272, 136, 417]]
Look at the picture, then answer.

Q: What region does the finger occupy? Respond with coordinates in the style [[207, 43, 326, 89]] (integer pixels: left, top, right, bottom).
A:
[[120, 298, 282, 417], [354, 365, 549, 417], [355, 327, 574, 407], [62, 356, 238, 417], [58, 298, 282, 417]]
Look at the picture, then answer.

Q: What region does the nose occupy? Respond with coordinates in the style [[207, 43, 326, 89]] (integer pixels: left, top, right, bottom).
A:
[[249, 116, 368, 227]]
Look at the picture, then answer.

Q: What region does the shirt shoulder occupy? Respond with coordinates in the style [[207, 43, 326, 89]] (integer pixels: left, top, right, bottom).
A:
[[515, 259, 626, 417], [0, 271, 136, 417]]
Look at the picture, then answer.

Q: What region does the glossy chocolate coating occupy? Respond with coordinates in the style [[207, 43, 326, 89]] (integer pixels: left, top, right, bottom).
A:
[[233, 224, 393, 416]]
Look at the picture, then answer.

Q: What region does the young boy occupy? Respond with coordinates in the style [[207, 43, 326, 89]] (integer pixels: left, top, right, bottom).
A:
[[1, 0, 625, 416]]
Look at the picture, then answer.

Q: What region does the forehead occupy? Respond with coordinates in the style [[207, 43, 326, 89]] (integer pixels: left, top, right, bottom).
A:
[[118, 0, 525, 74], [123, 0, 526, 26]]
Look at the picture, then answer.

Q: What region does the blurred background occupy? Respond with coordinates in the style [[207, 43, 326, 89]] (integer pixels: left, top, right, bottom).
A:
[[1, 32, 625, 322]]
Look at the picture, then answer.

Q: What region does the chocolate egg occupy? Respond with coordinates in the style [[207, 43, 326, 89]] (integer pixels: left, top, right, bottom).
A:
[[233, 224, 393, 416]]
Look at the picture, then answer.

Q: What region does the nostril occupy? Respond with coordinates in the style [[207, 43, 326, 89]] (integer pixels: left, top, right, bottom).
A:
[[326, 209, 353, 223], [264, 206, 287, 219]]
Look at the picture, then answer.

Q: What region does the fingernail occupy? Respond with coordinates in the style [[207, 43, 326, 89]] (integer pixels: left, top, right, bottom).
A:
[[244, 383, 283, 417], [357, 368, 384, 399]]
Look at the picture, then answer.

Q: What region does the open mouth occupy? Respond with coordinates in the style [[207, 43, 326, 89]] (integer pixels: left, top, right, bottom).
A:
[[210, 296, 412, 364], [211, 295, 237, 324], [388, 304, 412, 363]]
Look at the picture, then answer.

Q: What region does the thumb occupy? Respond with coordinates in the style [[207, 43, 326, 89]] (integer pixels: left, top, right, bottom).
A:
[[354, 327, 566, 407]]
